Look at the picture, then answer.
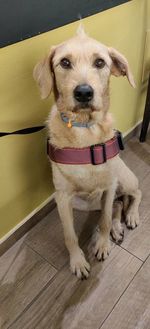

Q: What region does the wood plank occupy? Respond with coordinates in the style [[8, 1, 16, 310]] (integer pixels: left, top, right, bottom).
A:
[[9, 245, 141, 329], [25, 207, 100, 269], [0, 237, 57, 329], [120, 171, 150, 261], [121, 135, 150, 184], [118, 135, 150, 260], [100, 256, 150, 329]]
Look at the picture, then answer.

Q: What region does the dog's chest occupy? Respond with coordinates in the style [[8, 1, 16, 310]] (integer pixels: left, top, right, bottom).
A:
[[54, 159, 116, 194], [77, 164, 112, 190]]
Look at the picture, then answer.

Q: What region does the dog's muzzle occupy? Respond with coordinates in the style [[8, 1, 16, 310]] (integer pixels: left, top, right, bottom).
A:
[[74, 84, 94, 103]]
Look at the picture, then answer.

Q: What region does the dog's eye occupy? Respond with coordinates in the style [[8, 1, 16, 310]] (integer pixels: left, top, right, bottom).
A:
[[94, 58, 105, 69], [60, 58, 72, 69]]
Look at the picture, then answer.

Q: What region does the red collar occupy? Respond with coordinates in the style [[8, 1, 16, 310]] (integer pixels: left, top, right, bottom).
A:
[[47, 131, 124, 165]]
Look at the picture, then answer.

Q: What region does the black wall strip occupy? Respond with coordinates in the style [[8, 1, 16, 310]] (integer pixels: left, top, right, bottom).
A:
[[0, 0, 130, 48], [0, 126, 45, 138]]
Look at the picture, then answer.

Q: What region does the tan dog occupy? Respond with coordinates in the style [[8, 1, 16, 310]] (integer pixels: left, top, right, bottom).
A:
[[34, 27, 141, 279]]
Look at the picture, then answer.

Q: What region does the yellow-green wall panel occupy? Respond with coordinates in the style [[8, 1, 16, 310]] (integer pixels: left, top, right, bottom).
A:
[[0, 0, 149, 239], [0, 131, 53, 238]]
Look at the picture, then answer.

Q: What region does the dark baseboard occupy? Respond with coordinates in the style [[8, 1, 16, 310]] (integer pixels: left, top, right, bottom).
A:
[[0, 199, 56, 257], [123, 121, 142, 143]]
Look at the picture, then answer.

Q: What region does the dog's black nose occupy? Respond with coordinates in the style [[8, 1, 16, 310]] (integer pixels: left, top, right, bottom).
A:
[[74, 84, 94, 103]]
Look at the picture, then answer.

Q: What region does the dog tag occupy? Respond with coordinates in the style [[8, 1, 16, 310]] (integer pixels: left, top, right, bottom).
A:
[[67, 120, 72, 128]]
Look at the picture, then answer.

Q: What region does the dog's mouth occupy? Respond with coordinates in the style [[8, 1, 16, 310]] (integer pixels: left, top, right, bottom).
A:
[[72, 102, 96, 113]]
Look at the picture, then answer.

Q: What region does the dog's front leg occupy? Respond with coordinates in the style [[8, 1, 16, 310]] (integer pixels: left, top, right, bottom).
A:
[[93, 184, 116, 261], [55, 191, 90, 279]]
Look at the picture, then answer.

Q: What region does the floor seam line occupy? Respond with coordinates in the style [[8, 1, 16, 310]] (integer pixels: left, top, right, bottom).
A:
[[7, 264, 66, 329], [115, 244, 144, 262], [24, 241, 59, 271], [98, 261, 144, 329]]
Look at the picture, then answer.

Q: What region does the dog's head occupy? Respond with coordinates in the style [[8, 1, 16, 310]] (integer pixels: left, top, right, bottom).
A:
[[34, 26, 135, 114]]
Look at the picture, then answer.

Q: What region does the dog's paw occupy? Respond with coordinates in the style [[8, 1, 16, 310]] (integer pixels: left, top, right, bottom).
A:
[[93, 232, 111, 261], [111, 221, 124, 244], [126, 211, 140, 229], [70, 248, 90, 280]]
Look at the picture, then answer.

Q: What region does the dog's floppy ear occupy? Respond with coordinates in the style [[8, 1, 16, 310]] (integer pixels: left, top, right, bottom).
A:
[[33, 46, 56, 99], [108, 47, 135, 87]]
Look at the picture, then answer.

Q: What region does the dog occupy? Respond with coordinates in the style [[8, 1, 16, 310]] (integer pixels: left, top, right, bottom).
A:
[[33, 26, 141, 279]]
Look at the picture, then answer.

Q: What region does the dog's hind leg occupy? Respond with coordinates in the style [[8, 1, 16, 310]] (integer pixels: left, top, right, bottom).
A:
[[93, 182, 117, 261], [123, 194, 130, 213], [125, 189, 141, 229], [111, 200, 124, 243], [55, 191, 90, 279], [117, 159, 142, 229]]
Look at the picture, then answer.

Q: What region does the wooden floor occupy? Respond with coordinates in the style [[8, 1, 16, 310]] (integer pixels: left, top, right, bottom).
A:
[[0, 134, 150, 329]]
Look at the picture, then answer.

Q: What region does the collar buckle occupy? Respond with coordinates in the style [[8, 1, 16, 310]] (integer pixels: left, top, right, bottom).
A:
[[90, 143, 106, 165]]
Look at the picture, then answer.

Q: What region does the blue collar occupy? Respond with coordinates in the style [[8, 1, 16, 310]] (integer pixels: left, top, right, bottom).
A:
[[60, 112, 94, 128]]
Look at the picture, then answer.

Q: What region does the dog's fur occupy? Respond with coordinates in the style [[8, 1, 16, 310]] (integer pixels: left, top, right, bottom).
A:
[[34, 27, 141, 279]]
